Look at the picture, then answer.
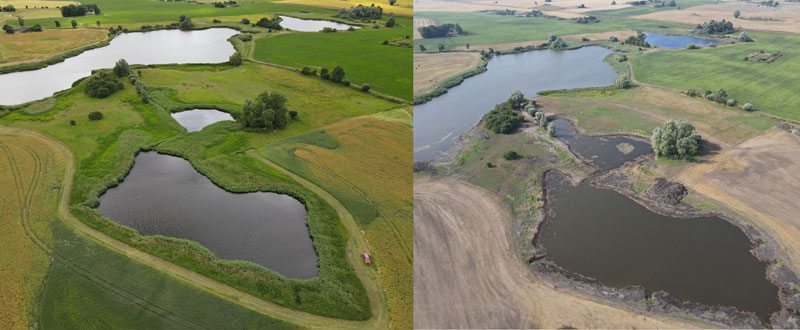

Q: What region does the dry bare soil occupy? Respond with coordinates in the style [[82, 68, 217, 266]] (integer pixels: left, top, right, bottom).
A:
[[414, 177, 711, 329], [678, 128, 800, 275], [413, 52, 482, 95], [633, 2, 800, 33]]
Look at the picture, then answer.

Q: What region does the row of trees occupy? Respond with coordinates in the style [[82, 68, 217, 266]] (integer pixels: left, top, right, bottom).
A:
[[212, 1, 237, 8], [623, 32, 650, 47], [256, 16, 282, 29], [61, 4, 101, 17], [418, 23, 464, 39], [301, 66, 350, 85], [693, 19, 735, 34], [336, 4, 383, 20]]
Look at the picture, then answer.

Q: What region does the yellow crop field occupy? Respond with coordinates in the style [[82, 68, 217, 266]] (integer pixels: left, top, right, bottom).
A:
[[0, 131, 62, 329], [0, 28, 107, 64]]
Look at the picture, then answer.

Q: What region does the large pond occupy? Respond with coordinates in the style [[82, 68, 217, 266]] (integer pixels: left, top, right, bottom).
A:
[[0, 28, 238, 106], [278, 15, 360, 32], [643, 32, 719, 49], [414, 46, 617, 161], [171, 109, 234, 132], [539, 119, 780, 319], [97, 151, 318, 279]]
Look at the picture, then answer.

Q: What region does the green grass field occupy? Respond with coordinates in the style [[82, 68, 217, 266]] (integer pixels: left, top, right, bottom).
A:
[[0, 60, 410, 322], [253, 19, 413, 100], [413, 12, 686, 51], [587, 0, 716, 17], [632, 31, 800, 121], [7, 0, 341, 27]]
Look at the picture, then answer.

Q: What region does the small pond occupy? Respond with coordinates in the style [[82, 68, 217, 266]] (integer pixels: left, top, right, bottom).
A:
[[414, 46, 618, 161], [539, 119, 780, 319], [643, 32, 720, 49], [278, 15, 360, 32], [0, 28, 238, 106], [171, 109, 234, 132], [97, 151, 318, 279]]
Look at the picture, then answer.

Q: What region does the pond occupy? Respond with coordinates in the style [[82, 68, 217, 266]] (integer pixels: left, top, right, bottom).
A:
[[414, 46, 618, 161], [278, 15, 360, 32], [643, 32, 720, 49], [539, 120, 780, 320], [97, 151, 318, 279], [171, 109, 234, 132], [0, 28, 238, 106]]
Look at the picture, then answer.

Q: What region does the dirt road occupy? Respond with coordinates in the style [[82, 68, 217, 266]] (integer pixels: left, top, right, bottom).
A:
[[414, 177, 711, 329]]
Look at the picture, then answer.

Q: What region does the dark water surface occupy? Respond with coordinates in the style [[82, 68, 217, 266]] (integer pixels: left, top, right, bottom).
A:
[[0, 28, 238, 105], [97, 152, 318, 279], [171, 109, 234, 132], [414, 47, 618, 161], [540, 120, 780, 319], [278, 15, 360, 32], [643, 32, 720, 49]]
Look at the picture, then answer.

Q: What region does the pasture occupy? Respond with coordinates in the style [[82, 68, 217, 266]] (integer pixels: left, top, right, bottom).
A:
[[413, 12, 685, 51], [253, 22, 413, 100], [260, 108, 413, 329], [632, 31, 800, 121], [0, 28, 107, 64]]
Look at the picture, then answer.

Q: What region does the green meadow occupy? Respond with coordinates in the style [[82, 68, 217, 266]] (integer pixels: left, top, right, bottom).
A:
[[632, 31, 800, 121], [253, 19, 413, 100]]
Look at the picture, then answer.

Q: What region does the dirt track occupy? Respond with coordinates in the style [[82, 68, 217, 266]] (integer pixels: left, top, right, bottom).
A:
[[678, 128, 800, 275], [414, 177, 711, 329]]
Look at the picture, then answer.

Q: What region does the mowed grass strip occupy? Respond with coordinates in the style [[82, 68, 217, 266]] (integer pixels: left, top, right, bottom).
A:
[[0, 28, 107, 64], [253, 22, 413, 101], [261, 108, 412, 329], [632, 32, 800, 121], [413, 12, 686, 51]]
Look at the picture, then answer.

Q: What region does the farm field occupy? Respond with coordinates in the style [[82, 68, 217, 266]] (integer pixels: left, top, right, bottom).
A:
[[259, 108, 413, 329], [586, 0, 716, 17], [632, 2, 800, 34], [0, 128, 300, 329], [253, 22, 414, 101], [413, 12, 684, 51], [274, 0, 412, 17], [413, 52, 481, 96], [632, 31, 800, 121], [0, 28, 107, 64]]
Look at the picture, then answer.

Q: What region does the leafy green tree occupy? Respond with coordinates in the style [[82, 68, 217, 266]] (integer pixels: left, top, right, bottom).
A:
[[55, 20, 61, 27], [742, 103, 753, 111], [2, 4, 15, 12], [113, 59, 130, 77], [331, 66, 345, 83], [547, 123, 556, 137], [726, 98, 736, 106], [550, 38, 567, 49], [361, 84, 371, 92], [241, 18, 250, 24], [229, 51, 242, 65], [419, 44, 426, 52], [549, 34, 557, 42], [438, 43, 445, 52], [84, 72, 123, 98], [71, 20, 77, 28], [241, 91, 289, 130], [651, 120, 701, 159], [502, 151, 520, 160], [179, 17, 194, 30], [88, 111, 104, 121], [385, 16, 395, 27], [255, 16, 282, 30], [507, 90, 526, 109], [484, 105, 523, 134], [536, 111, 547, 127], [3, 24, 14, 34], [714, 88, 728, 103]]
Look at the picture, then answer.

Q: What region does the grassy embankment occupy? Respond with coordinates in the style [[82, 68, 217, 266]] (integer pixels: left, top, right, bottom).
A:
[[253, 17, 413, 101], [413, 12, 686, 51], [259, 107, 413, 328], [0, 61, 401, 322], [0, 129, 299, 329], [632, 31, 800, 122]]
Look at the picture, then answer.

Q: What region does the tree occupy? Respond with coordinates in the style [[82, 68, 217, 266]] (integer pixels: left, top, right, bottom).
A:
[[88, 111, 104, 121], [550, 37, 567, 49], [255, 16, 282, 30], [113, 59, 130, 77], [241, 91, 289, 130], [70, 120, 76, 126], [2, 24, 13, 34], [96, 20, 101, 27], [611, 0, 616, 4], [331, 66, 345, 83], [547, 123, 556, 137], [320, 67, 330, 80], [29, 24, 42, 32], [438, 43, 445, 52], [742, 103, 753, 111], [714, 88, 728, 103], [651, 120, 701, 159], [484, 105, 523, 134], [289, 110, 298, 119], [549, 34, 557, 42], [738, 31, 752, 42], [241, 18, 250, 24], [419, 44, 426, 52], [385, 16, 395, 27], [507, 90, 525, 109], [502, 151, 520, 160], [17, 16, 24, 26], [466, 43, 470, 49], [361, 84, 371, 92], [609, 35, 619, 42], [179, 17, 194, 30], [536, 111, 547, 127], [71, 20, 77, 28], [229, 51, 242, 65], [733, 9, 740, 18], [2, 4, 15, 12], [55, 20, 61, 27], [726, 98, 736, 106], [84, 72, 123, 98], [390, 0, 397, 4]]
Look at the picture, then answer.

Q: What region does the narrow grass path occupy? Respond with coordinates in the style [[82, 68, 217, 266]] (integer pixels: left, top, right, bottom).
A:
[[246, 150, 389, 328], [0, 126, 388, 329]]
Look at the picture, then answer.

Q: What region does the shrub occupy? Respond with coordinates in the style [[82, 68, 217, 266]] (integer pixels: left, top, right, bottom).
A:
[[289, 110, 298, 119], [241, 18, 250, 24], [342, 80, 351, 86], [300, 66, 314, 75], [88, 111, 104, 121], [256, 16, 282, 30], [686, 44, 699, 49], [2, 24, 13, 34], [29, 24, 42, 32], [651, 120, 701, 159], [70, 120, 76, 126], [486, 162, 494, 168], [84, 72, 123, 98], [385, 16, 395, 27], [322, 27, 337, 33], [239, 34, 252, 42], [742, 103, 754, 111], [507, 90, 526, 109], [213, 19, 221, 23], [547, 123, 556, 137], [360, 84, 371, 92], [738, 31, 753, 42], [726, 98, 736, 106], [609, 36, 618, 42], [484, 105, 523, 134], [229, 51, 242, 66], [502, 151, 521, 160], [706, 93, 715, 101], [347, 26, 355, 31], [331, 66, 345, 83], [113, 59, 130, 77], [714, 88, 728, 103], [686, 88, 698, 97], [241, 91, 289, 130]]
